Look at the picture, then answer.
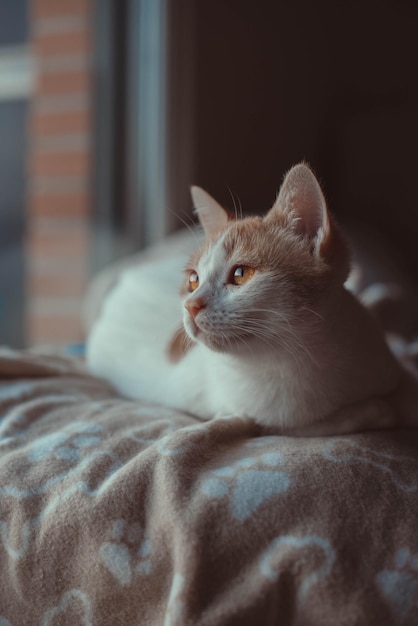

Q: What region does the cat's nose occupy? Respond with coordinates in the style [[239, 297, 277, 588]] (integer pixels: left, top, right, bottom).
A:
[[185, 298, 206, 320]]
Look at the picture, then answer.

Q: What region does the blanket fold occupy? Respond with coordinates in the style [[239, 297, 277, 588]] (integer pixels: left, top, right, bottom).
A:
[[0, 348, 417, 625]]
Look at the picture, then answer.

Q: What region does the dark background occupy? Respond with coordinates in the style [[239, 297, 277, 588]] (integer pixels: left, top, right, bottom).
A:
[[190, 0, 418, 279], [96, 0, 418, 285], [1, 0, 417, 346]]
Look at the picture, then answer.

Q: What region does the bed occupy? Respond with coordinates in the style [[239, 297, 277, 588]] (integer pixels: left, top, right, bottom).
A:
[[1, 234, 418, 625]]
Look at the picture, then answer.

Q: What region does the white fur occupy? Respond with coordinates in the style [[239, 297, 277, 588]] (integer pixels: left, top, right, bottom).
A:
[[87, 239, 402, 435], [87, 165, 410, 435]]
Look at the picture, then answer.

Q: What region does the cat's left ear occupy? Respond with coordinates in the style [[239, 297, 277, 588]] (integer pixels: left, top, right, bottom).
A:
[[268, 163, 349, 271], [191, 186, 230, 239], [269, 163, 329, 246]]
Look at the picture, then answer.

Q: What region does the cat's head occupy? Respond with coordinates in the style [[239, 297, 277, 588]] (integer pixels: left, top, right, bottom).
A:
[[171, 163, 350, 359]]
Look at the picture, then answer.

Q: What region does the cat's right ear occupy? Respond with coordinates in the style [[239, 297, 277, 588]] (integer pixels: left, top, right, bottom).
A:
[[191, 186, 230, 239]]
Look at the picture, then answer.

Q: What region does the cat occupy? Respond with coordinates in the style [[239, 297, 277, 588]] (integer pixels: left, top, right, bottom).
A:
[[87, 163, 418, 436]]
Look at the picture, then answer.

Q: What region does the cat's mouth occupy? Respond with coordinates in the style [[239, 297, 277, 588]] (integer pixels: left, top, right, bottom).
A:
[[184, 314, 222, 351], [184, 314, 205, 343], [184, 314, 240, 353]]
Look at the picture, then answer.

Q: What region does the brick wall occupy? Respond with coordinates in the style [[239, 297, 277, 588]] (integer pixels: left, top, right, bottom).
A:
[[26, 0, 94, 346]]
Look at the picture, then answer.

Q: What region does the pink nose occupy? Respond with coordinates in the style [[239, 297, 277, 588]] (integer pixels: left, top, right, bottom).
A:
[[185, 298, 206, 320]]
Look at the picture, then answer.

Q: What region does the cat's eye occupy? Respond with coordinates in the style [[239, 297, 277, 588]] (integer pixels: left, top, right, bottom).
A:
[[230, 265, 255, 286], [188, 270, 199, 292]]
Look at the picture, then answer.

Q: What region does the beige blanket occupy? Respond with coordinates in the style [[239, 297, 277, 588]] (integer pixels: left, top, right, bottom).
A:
[[0, 347, 418, 625]]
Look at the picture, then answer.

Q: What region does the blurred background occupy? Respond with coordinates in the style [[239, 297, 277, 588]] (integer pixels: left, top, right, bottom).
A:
[[1, 0, 418, 348]]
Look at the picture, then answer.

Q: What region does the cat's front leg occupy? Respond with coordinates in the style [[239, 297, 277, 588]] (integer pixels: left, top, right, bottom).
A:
[[210, 411, 263, 435], [212, 411, 254, 424]]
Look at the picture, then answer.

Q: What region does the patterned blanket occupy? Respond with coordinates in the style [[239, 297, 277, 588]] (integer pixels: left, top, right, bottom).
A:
[[0, 347, 418, 625]]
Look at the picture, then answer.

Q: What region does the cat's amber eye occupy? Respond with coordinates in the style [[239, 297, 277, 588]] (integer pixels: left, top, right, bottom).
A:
[[231, 265, 255, 286], [188, 270, 199, 292]]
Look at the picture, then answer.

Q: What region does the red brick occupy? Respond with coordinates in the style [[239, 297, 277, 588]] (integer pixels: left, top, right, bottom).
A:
[[26, 231, 89, 257], [28, 273, 87, 298], [29, 192, 91, 217], [28, 0, 95, 347], [32, 0, 92, 19], [27, 314, 83, 345], [29, 151, 90, 177], [36, 70, 91, 96], [30, 109, 91, 135], [34, 30, 91, 57]]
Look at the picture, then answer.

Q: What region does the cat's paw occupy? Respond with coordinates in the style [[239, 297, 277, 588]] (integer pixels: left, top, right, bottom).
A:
[[212, 412, 260, 434], [213, 411, 255, 424], [213, 411, 238, 420]]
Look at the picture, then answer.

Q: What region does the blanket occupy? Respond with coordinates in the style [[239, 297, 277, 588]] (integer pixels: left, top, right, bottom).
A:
[[0, 348, 418, 625]]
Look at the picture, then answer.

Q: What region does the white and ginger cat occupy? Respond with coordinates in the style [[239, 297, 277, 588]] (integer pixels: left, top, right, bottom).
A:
[[87, 163, 418, 436]]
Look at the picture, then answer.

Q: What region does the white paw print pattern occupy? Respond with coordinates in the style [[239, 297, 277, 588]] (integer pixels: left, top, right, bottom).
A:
[[200, 450, 292, 521], [42, 590, 93, 626], [27, 421, 103, 463], [99, 519, 153, 586], [322, 439, 418, 493], [259, 534, 335, 605], [376, 547, 418, 622]]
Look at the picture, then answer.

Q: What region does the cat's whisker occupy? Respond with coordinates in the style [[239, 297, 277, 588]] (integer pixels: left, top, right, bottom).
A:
[[248, 307, 294, 329], [248, 307, 290, 317], [300, 307, 326, 322], [227, 319, 306, 364], [237, 319, 318, 370], [182, 332, 193, 350], [244, 314, 315, 353], [227, 185, 240, 221], [166, 207, 201, 245], [228, 326, 257, 359], [234, 325, 307, 373], [237, 194, 243, 221]]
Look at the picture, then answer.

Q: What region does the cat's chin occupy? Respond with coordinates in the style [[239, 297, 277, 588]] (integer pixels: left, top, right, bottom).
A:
[[184, 323, 257, 355], [184, 319, 231, 353], [198, 334, 268, 356], [185, 326, 225, 353], [199, 335, 233, 353], [184, 315, 268, 355]]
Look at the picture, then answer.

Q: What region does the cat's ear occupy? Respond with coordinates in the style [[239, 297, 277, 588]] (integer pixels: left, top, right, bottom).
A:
[[269, 163, 329, 243], [268, 163, 349, 270], [191, 186, 230, 239]]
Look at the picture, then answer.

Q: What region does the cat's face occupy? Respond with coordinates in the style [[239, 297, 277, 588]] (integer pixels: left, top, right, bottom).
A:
[[181, 164, 350, 356]]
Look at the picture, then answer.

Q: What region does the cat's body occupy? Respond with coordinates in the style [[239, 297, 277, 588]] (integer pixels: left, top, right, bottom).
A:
[[87, 164, 416, 435]]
